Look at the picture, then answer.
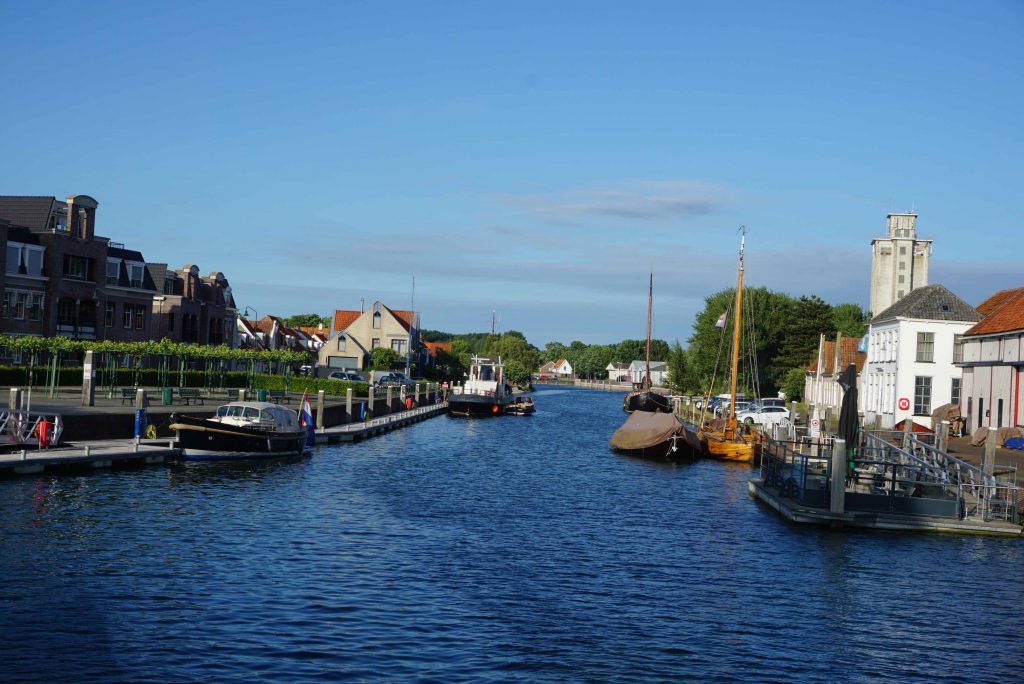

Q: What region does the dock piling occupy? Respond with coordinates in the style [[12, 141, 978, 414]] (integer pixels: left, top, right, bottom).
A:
[[830, 438, 846, 515]]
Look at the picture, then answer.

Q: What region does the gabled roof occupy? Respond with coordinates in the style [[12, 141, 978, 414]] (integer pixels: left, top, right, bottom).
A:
[[870, 284, 982, 324], [807, 338, 867, 374], [385, 306, 414, 332], [606, 362, 629, 370], [0, 196, 57, 231], [628, 360, 666, 370], [966, 287, 1024, 337]]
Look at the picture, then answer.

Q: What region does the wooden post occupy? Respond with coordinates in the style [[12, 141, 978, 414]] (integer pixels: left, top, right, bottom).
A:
[[902, 417, 913, 449], [830, 438, 847, 515], [367, 386, 374, 420], [316, 390, 325, 430], [984, 428, 998, 474], [386, 386, 393, 413], [345, 388, 353, 424], [938, 420, 950, 454], [415, 382, 421, 403], [81, 350, 95, 407], [9, 387, 21, 411]]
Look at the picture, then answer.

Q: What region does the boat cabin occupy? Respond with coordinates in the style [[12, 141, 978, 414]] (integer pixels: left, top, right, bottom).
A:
[[212, 401, 299, 431], [463, 356, 508, 396]]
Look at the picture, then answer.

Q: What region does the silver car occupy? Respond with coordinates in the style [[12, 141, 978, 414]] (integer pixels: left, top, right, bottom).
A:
[[737, 406, 791, 426]]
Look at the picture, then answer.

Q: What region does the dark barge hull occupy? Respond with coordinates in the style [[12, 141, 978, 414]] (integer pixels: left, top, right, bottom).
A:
[[623, 390, 671, 414], [447, 394, 509, 417], [170, 415, 307, 461]]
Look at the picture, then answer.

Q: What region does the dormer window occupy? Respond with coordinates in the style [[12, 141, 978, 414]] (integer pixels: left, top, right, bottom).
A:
[[107, 259, 120, 285]]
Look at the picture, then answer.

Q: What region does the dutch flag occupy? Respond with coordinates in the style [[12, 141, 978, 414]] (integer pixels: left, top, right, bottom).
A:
[[298, 391, 315, 447]]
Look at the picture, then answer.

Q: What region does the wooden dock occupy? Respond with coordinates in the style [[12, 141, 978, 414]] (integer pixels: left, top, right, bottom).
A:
[[0, 403, 449, 476], [315, 403, 447, 443], [0, 439, 181, 475]]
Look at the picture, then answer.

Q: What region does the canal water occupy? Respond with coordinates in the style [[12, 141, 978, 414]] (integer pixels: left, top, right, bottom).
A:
[[1, 386, 1022, 682]]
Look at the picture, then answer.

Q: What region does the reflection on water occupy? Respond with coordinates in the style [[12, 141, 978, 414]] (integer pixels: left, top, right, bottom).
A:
[[1, 386, 1022, 682]]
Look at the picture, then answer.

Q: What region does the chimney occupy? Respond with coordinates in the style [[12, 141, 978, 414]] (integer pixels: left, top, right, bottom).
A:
[[65, 195, 98, 240]]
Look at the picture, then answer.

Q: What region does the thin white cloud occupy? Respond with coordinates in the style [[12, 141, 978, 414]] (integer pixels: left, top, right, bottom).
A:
[[498, 180, 729, 224]]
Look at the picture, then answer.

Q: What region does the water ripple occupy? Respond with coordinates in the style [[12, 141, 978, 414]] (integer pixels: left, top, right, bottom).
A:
[[1, 387, 1023, 682]]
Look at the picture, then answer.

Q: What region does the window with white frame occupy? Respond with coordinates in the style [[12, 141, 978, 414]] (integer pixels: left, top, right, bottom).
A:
[[105, 302, 115, 327], [914, 376, 932, 415], [135, 304, 146, 329], [951, 377, 961, 406], [337, 335, 346, 351], [391, 339, 405, 353], [26, 293, 42, 321], [953, 334, 964, 363], [916, 332, 934, 362], [123, 303, 133, 328]]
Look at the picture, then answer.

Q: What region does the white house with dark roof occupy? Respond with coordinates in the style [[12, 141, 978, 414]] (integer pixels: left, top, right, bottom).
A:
[[861, 284, 982, 429], [628, 360, 668, 386], [958, 287, 1024, 433]]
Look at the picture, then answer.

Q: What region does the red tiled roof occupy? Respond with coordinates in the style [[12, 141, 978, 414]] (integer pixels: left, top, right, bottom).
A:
[[975, 288, 1024, 317], [387, 307, 414, 332], [424, 341, 452, 357], [966, 288, 1024, 336], [332, 310, 361, 332], [807, 338, 866, 374]]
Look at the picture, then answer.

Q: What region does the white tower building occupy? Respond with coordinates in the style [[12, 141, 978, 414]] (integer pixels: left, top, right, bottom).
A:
[[869, 213, 932, 317]]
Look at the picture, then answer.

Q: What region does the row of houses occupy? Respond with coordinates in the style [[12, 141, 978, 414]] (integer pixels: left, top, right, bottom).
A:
[[537, 358, 671, 386], [0, 193, 447, 376], [0, 195, 238, 347], [805, 283, 1024, 433]]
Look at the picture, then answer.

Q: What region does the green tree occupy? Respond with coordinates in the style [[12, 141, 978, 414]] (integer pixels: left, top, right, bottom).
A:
[[666, 340, 694, 394], [781, 367, 806, 402], [542, 341, 568, 364], [687, 287, 793, 397], [504, 359, 530, 388], [772, 295, 836, 375], [577, 344, 615, 379], [369, 347, 398, 370], [485, 332, 541, 373], [285, 313, 330, 328], [832, 303, 868, 338]]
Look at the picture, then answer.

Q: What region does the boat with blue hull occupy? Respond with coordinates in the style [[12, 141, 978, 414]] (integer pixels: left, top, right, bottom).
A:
[[170, 401, 308, 460]]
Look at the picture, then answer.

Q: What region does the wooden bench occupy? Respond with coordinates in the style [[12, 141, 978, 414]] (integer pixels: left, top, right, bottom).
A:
[[120, 388, 137, 405], [267, 390, 289, 404], [176, 388, 204, 406]]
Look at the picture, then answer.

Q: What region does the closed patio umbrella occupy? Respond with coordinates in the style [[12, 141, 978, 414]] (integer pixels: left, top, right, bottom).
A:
[[837, 363, 859, 469]]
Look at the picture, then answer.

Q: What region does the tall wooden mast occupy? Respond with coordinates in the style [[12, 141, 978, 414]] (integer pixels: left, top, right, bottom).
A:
[[727, 228, 746, 436]]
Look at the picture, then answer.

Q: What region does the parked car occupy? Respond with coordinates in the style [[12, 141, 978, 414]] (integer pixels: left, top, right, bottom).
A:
[[736, 406, 791, 426], [327, 370, 364, 382], [375, 372, 416, 388]]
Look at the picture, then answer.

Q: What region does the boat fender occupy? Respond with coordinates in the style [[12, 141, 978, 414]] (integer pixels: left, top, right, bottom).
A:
[[492, 405, 499, 414]]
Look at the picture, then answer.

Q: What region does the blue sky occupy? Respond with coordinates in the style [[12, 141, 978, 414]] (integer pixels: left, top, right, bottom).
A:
[[2, 1, 1021, 347]]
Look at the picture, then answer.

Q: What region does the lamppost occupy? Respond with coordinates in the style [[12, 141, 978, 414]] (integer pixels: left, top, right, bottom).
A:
[[153, 296, 166, 340], [243, 306, 259, 348]]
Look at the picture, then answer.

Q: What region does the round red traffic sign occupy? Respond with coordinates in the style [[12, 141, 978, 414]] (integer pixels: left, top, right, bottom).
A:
[[898, 397, 910, 411]]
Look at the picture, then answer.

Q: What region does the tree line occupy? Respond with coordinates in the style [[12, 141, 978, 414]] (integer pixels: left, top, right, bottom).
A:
[[668, 289, 866, 399]]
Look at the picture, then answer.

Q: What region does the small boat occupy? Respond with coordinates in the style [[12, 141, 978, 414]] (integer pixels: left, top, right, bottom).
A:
[[170, 401, 308, 461], [699, 228, 761, 464], [623, 273, 672, 414], [506, 396, 536, 416], [447, 356, 514, 416], [610, 410, 700, 460]]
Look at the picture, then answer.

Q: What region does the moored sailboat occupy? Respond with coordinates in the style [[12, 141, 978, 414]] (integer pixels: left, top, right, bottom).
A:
[[699, 229, 761, 464], [622, 273, 672, 414]]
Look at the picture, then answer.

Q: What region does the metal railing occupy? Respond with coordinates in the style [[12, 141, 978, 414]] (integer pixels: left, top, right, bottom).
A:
[[0, 410, 64, 446], [759, 431, 1020, 524]]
